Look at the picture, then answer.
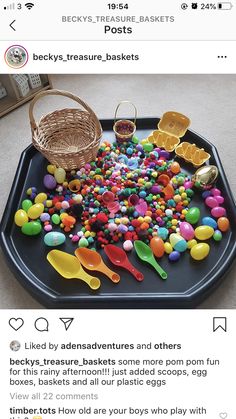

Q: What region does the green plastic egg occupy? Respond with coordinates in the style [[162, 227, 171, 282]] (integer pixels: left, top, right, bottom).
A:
[[195, 226, 214, 240], [51, 214, 61, 225], [27, 203, 44, 220], [190, 243, 210, 261], [44, 232, 66, 246], [35, 192, 47, 204], [14, 209, 28, 227], [185, 207, 200, 224], [21, 221, 42, 236], [54, 168, 66, 184], [21, 199, 33, 212]]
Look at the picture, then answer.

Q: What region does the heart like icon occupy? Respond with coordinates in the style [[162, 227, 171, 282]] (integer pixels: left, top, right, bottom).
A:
[[9, 318, 24, 331], [219, 413, 228, 419]]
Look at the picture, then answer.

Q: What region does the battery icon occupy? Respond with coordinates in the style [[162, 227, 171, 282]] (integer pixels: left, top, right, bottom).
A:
[[218, 2, 233, 9]]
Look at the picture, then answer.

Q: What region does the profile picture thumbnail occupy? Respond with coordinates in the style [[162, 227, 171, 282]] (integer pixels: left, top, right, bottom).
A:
[[4, 45, 28, 69], [10, 340, 21, 351]]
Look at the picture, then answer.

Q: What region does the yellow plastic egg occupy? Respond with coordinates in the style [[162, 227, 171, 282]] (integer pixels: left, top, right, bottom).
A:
[[27, 203, 44, 220], [194, 226, 214, 240], [187, 239, 198, 249], [190, 243, 210, 261], [35, 192, 47, 204], [164, 242, 173, 254], [47, 164, 56, 174], [54, 167, 66, 184], [14, 209, 28, 227]]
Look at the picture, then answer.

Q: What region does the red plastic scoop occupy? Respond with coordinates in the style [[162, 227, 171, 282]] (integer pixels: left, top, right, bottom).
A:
[[104, 244, 144, 282]]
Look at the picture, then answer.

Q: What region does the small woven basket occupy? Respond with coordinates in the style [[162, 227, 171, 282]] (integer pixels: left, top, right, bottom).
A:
[[29, 89, 102, 170]]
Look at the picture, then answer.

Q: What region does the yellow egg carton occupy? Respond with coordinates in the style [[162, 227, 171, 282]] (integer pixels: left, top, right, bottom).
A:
[[147, 111, 191, 152], [175, 142, 210, 167]]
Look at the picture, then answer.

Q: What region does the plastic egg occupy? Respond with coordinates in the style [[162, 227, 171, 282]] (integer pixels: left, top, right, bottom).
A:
[[211, 207, 226, 218], [21, 221, 42, 236], [169, 251, 180, 262], [150, 237, 165, 258], [217, 217, 230, 232], [202, 216, 217, 230], [187, 239, 197, 249], [164, 242, 173, 254], [35, 192, 47, 204], [44, 231, 66, 246], [190, 243, 210, 261], [169, 233, 187, 252], [14, 209, 28, 227], [47, 164, 56, 174], [179, 222, 195, 241], [54, 168, 66, 184], [27, 203, 44, 220], [51, 214, 61, 225], [205, 196, 218, 209], [194, 226, 214, 240], [215, 195, 224, 205], [213, 230, 222, 242], [170, 162, 180, 174], [185, 207, 200, 224], [21, 199, 33, 212], [43, 174, 57, 190]]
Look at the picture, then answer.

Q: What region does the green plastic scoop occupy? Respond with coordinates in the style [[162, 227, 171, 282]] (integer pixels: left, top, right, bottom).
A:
[[134, 241, 168, 280]]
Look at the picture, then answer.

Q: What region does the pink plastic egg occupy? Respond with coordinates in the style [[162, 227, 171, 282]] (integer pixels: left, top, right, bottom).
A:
[[214, 195, 224, 205], [205, 196, 218, 208], [211, 207, 226, 218], [211, 188, 221, 196], [179, 222, 195, 241]]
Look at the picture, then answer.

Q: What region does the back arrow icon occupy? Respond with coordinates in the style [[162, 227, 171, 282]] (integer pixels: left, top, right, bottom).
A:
[[10, 20, 16, 31]]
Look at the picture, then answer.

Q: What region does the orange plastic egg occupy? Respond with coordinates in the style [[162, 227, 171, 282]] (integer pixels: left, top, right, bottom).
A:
[[170, 162, 181, 174], [150, 237, 165, 258], [217, 217, 230, 232]]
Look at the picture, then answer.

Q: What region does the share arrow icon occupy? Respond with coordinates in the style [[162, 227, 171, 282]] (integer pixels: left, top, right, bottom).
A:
[[59, 318, 74, 331]]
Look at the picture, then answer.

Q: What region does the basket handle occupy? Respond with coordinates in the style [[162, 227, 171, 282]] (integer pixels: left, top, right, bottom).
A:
[[29, 89, 102, 136], [114, 101, 137, 125]]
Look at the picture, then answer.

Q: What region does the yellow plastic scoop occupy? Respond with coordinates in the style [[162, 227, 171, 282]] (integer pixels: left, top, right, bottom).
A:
[[75, 248, 120, 283], [47, 250, 101, 290]]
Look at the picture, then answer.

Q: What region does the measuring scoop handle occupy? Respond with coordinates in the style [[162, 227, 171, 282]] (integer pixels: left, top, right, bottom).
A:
[[101, 264, 120, 283], [124, 260, 144, 282], [151, 260, 168, 280]]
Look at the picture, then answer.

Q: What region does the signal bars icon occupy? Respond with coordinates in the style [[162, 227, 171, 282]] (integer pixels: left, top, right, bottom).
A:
[[4, 3, 15, 9]]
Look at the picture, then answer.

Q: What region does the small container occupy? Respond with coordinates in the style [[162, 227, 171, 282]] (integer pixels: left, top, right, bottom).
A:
[[147, 111, 190, 152], [113, 101, 137, 143]]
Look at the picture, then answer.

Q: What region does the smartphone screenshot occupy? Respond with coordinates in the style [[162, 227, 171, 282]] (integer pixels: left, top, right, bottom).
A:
[[0, 1, 235, 418]]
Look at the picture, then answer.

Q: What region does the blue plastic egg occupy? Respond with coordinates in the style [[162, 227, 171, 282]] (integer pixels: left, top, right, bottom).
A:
[[202, 217, 217, 230], [169, 251, 180, 262], [44, 232, 66, 247]]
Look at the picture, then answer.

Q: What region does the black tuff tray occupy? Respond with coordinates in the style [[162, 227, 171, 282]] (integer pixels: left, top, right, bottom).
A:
[[1, 118, 236, 308]]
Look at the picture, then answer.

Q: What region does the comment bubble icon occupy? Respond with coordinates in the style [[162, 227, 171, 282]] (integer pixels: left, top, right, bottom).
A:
[[34, 317, 49, 332]]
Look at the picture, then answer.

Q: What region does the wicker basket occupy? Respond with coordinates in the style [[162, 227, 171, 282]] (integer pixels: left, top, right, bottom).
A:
[[29, 89, 102, 170]]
